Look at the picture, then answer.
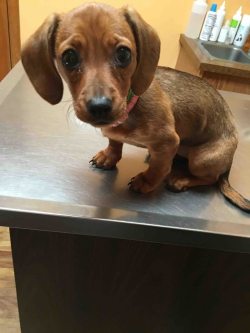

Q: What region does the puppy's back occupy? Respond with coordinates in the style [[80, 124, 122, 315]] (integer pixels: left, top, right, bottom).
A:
[[155, 67, 237, 141]]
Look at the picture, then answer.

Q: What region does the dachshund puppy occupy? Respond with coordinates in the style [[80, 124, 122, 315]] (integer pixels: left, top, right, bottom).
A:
[[21, 3, 249, 212]]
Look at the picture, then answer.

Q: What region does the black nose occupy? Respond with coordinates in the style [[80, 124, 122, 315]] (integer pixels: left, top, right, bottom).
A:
[[86, 96, 112, 118]]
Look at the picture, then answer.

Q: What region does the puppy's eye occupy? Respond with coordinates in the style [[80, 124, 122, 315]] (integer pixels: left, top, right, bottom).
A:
[[61, 49, 80, 70], [114, 47, 131, 68]]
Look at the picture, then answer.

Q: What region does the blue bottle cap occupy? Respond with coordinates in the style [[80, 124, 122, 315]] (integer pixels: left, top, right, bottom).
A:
[[211, 4, 217, 12]]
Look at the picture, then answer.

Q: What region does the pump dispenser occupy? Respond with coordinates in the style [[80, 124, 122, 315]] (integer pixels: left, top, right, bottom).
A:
[[209, 1, 226, 41], [185, 0, 208, 39]]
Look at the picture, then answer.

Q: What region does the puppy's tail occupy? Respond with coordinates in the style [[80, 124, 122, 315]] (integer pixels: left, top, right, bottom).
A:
[[218, 171, 250, 213]]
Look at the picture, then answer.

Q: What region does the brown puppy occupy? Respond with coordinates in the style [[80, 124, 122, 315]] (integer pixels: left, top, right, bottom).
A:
[[21, 3, 249, 212]]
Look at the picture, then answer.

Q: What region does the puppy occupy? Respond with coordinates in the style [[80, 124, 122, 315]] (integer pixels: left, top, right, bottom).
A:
[[21, 3, 249, 212]]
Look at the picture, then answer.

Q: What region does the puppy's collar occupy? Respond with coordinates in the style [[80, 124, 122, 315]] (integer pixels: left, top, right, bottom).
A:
[[127, 88, 136, 103], [126, 88, 139, 113], [111, 89, 139, 127]]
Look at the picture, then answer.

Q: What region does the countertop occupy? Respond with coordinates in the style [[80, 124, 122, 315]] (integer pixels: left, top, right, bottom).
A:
[[0, 63, 249, 253], [179, 34, 250, 78]]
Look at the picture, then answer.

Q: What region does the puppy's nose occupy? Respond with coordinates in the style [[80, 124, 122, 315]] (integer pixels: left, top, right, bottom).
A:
[[86, 96, 112, 118]]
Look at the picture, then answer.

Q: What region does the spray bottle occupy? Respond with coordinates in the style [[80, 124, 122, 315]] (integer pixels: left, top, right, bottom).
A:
[[209, 1, 226, 41], [228, 6, 242, 44], [199, 4, 217, 41], [233, 15, 250, 48]]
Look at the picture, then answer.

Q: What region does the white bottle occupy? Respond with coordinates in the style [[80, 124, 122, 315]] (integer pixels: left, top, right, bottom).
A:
[[228, 6, 242, 44], [233, 15, 250, 47], [217, 20, 230, 43], [185, 0, 208, 39], [209, 1, 226, 41], [199, 4, 217, 41]]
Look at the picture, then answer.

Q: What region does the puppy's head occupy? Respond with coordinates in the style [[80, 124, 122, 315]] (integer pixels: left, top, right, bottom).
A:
[[21, 3, 160, 127]]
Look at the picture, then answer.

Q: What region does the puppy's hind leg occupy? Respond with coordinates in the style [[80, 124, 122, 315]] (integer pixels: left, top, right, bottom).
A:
[[166, 139, 237, 192]]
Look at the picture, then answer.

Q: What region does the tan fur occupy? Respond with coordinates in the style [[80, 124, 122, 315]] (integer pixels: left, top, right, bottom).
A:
[[21, 3, 249, 212]]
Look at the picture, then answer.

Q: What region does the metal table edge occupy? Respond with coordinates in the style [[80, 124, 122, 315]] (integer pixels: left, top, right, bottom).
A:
[[0, 195, 250, 253]]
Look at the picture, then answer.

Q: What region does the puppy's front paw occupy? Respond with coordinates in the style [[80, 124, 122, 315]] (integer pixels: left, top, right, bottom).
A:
[[90, 150, 118, 169], [128, 173, 157, 194]]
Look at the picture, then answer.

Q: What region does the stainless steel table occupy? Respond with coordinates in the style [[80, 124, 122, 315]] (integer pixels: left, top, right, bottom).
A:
[[0, 63, 250, 333]]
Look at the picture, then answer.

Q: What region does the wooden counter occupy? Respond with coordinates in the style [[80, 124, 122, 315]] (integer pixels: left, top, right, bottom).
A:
[[176, 34, 250, 94]]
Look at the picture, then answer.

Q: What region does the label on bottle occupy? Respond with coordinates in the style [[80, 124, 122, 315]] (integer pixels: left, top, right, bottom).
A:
[[200, 13, 217, 41], [233, 25, 250, 47], [230, 19, 239, 28]]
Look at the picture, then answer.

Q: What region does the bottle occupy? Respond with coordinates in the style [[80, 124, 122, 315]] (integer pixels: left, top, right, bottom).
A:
[[185, 0, 208, 39], [209, 1, 226, 41], [217, 19, 230, 43], [199, 4, 217, 41], [228, 6, 242, 44], [233, 15, 250, 48]]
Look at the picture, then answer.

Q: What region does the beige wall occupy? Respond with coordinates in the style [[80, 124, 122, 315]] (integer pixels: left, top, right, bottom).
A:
[[20, 0, 250, 68]]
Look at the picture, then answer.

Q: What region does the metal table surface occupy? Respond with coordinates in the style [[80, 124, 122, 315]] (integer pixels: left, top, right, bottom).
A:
[[0, 63, 249, 252]]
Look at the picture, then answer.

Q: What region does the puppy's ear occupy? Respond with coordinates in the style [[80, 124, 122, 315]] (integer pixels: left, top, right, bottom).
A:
[[123, 7, 160, 96], [21, 14, 63, 105]]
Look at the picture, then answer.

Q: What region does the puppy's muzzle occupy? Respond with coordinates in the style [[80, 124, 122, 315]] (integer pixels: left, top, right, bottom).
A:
[[86, 96, 112, 122]]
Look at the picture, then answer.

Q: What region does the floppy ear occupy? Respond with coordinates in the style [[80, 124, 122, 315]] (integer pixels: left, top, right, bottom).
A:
[[123, 7, 160, 96], [21, 14, 63, 105]]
